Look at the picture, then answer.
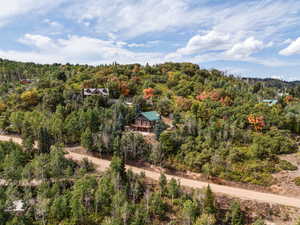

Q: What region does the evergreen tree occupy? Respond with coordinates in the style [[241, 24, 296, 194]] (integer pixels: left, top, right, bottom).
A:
[[81, 127, 94, 151], [225, 201, 244, 225], [203, 185, 216, 214], [37, 127, 53, 154], [110, 155, 127, 186], [154, 120, 167, 139], [182, 200, 198, 225], [159, 173, 167, 195]]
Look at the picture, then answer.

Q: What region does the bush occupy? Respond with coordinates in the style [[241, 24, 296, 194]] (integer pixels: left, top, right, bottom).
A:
[[278, 160, 298, 171], [294, 177, 300, 186]]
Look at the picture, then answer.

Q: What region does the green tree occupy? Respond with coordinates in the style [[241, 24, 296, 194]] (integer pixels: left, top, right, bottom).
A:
[[149, 192, 167, 219], [225, 201, 244, 225], [154, 120, 167, 139], [110, 156, 127, 186], [37, 127, 53, 154], [81, 127, 94, 151], [203, 185, 216, 214], [193, 213, 216, 225], [167, 178, 180, 201], [159, 173, 167, 195], [252, 219, 266, 225], [182, 199, 198, 225]]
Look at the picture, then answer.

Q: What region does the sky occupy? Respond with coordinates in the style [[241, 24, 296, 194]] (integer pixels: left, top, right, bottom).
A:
[[0, 0, 300, 81]]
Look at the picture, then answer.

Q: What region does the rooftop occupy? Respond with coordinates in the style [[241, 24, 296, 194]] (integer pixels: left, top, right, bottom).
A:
[[262, 99, 278, 106], [141, 111, 160, 121]]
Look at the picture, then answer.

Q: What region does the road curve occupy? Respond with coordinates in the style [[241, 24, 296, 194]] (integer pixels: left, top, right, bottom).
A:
[[2, 135, 300, 208]]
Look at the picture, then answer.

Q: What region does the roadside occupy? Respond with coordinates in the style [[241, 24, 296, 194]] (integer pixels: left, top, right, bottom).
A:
[[2, 134, 300, 209]]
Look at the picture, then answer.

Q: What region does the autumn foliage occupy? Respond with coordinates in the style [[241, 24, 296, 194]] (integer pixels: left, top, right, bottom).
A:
[[247, 114, 265, 131], [120, 82, 130, 96], [285, 95, 294, 104], [196, 91, 220, 101], [143, 88, 155, 99], [196, 90, 232, 106]]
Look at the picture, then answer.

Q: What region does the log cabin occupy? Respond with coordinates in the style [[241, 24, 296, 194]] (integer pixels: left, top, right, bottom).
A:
[[130, 111, 161, 132]]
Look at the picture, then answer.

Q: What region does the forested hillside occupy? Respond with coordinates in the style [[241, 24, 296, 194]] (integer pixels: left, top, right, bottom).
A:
[[1, 59, 300, 224], [0, 59, 300, 186]]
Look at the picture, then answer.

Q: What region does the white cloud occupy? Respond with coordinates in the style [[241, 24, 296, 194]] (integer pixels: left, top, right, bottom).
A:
[[166, 35, 266, 62], [19, 34, 57, 50], [0, 34, 164, 65], [225, 37, 264, 59], [279, 37, 300, 56], [177, 31, 231, 55], [64, 0, 300, 41], [0, 0, 66, 27], [65, 0, 211, 38], [160, 0, 300, 65]]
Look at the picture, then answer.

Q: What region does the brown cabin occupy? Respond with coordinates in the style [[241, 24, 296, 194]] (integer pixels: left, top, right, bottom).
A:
[[129, 111, 161, 132]]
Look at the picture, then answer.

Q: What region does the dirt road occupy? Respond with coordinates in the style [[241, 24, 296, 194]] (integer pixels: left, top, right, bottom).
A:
[[2, 135, 300, 208]]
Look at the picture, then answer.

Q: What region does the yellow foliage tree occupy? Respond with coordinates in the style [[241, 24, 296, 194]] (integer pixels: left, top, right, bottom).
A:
[[0, 102, 6, 112], [21, 89, 39, 106]]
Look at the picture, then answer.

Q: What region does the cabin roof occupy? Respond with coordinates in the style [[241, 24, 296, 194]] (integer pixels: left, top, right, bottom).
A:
[[140, 111, 160, 121], [262, 99, 278, 105]]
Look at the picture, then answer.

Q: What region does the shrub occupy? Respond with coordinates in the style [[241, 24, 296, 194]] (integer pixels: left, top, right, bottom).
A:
[[278, 160, 298, 171], [294, 177, 300, 186]]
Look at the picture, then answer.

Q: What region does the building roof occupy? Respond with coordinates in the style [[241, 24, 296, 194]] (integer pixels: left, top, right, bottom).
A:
[[262, 99, 278, 106], [140, 111, 160, 121], [83, 88, 109, 96]]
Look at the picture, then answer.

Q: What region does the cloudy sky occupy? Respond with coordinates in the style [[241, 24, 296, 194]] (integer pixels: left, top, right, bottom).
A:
[[1, 0, 300, 80]]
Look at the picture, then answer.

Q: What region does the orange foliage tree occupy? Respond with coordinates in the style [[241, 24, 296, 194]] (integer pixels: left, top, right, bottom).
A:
[[247, 114, 265, 131], [120, 82, 130, 96], [196, 90, 232, 106], [143, 88, 155, 99], [285, 95, 294, 104]]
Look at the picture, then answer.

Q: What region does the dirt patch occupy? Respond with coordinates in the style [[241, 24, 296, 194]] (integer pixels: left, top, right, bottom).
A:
[[217, 195, 300, 225], [272, 152, 300, 197]]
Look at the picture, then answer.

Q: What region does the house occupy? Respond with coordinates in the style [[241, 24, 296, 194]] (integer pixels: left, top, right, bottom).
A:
[[129, 111, 161, 132], [261, 99, 278, 106], [6, 200, 25, 213], [20, 79, 32, 85], [83, 88, 109, 97]]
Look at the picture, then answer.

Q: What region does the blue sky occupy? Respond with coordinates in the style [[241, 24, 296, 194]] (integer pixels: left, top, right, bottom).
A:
[[1, 0, 300, 80]]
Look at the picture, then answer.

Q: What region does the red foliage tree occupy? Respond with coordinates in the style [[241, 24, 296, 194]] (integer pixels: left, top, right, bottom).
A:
[[247, 114, 265, 131], [143, 88, 155, 99]]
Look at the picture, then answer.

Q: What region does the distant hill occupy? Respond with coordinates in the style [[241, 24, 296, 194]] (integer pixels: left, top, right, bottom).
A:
[[243, 77, 300, 89]]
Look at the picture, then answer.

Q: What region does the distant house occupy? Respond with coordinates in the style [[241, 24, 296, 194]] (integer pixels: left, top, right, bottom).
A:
[[261, 99, 278, 106], [83, 88, 109, 97], [6, 200, 24, 213], [129, 111, 161, 132]]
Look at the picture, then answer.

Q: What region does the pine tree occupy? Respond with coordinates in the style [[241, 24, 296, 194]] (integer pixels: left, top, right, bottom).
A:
[[203, 185, 216, 214], [110, 155, 127, 186], [37, 127, 53, 154], [154, 120, 167, 139], [81, 127, 94, 151], [225, 201, 244, 225], [159, 173, 167, 195]]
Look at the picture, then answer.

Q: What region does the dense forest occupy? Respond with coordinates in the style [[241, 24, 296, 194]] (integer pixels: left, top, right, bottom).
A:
[[0, 59, 300, 224], [0, 140, 268, 225]]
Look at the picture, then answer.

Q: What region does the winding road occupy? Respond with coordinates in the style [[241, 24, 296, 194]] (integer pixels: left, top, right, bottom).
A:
[[2, 134, 300, 208]]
